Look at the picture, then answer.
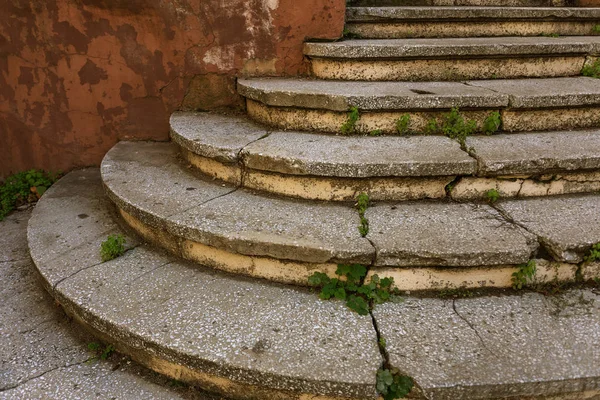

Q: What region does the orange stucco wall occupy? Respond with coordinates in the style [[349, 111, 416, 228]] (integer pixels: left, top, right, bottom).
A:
[[0, 0, 345, 177]]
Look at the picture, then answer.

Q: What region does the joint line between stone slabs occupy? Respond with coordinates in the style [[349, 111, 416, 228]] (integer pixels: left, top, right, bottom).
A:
[[126, 260, 174, 284], [52, 244, 142, 293], [0, 359, 92, 393], [237, 128, 274, 188], [163, 186, 240, 221], [488, 202, 546, 255], [452, 299, 501, 360]]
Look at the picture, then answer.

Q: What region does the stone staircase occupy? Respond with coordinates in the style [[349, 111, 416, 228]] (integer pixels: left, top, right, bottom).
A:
[[27, 1, 600, 399]]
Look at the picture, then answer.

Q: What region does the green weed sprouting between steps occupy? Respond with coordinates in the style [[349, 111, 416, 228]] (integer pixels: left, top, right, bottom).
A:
[[341, 106, 360, 134], [585, 243, 600, 262], [512, 260, 537, 290], [582, 58, 600, 78], [593, 25, 600, 33], [482, 111, 502, 135], [308, 264, 399, 316], [422, 108, 501, 148], [485, 188, 500, 204], [395, 114, 412, 135], [0, 170, 59, 221], [376, 368, 414, 400], [100, 234, 126, 262], [356, 192, 370, 237], [87, 342, 115, 361], [369, 129, 383, 137]]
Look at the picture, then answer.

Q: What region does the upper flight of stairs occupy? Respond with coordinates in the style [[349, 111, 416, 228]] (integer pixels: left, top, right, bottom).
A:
[[27, 1, 600, 399]]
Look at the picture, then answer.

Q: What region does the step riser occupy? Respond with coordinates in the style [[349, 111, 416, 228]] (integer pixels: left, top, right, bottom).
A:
[[180, 146, 600, 202], [310, 56, 586, 81], [247, 99, 600, 133], [345, 22, 600, 39]]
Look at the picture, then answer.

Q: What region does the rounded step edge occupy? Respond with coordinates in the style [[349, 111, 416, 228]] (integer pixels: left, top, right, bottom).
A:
[[96, 140, 600, 292], [171, 111, 600, 203], [304, 37, 600, 81], [26, 168, 384, 400], [237, 77, 600, 134], [345, 6, 600, 39]]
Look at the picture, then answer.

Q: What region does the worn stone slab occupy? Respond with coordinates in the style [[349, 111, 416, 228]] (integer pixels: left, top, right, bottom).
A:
[[348, 0, 566, 6], [496, 194, 600, 262], [304, 37, 600, 59], [101, 141, 235, 227], [469, 77, 600, 108], [346, 6, 600, 21], [238, 78, 509, 111], [367, 201, 538, 267], [27, 171, 382, 398], [241, 131, 476, 177], [373, 291, 600, 399], [170, 111, 268, 163], [103, 141, 374, 264], [467, 130, 600, 175]]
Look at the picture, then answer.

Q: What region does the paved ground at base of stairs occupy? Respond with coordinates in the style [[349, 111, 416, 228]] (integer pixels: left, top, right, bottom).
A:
[[0, 209, 224, 400]]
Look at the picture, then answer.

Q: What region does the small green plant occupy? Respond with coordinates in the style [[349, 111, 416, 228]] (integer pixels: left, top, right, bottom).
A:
[[582, 58, 600, 78], [356, 192, 370, 237], [342, 28, 362, 39], [485, 188, 500, 203], [308, 264, 397, 315], [593, 25, 600, 33], [0, 170, 59, 220], [512, 260, 537, 290], [378, 336, 387, 350], [100, 234, 126, 262], [424, 118, 439, 135], [585, 243, 600, 263], [482, 111, 501, 135], [341, 106, 360, 135], [376, 368, 414, 400], [87, 342, 115, 361], [369, 129, 383, 137], [440, 107, 478, 146], [395, 114, 411, 135], [540, 32, 560, 37]]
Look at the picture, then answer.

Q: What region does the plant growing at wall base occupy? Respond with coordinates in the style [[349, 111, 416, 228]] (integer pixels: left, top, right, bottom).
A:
[[377, 368, 414, 400], [341, 106, 360, 134], [512, 260, 536, 290], [100, 234, 126, 262], [308, 264, 397, 315], [0, 170, 59, 220]]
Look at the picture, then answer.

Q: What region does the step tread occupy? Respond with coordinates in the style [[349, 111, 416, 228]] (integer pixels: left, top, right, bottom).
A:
[[305, 36, 600, 59], [466, 129, 600, 175], [238, 77, 600, 111], [103, 141, 541, 268], [497, 194, 600, 262], [28, 169, 382, 399], [346, 6, 600, 21], [374, 293, 600, 399], [171, 111, 477, 177]]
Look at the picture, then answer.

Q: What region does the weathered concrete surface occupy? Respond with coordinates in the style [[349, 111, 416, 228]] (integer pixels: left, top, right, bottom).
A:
[[367, 201, 539, 267], [170, 112, 269, 163], [304, 37, 600, 59], [241, 131, 476, 177], [348, 0, 567, 5], [373, 292, 600, 400], [238, 78, 509, 111], [0, 210, 215, 400], [497, 194, 600, 263], [466, 130, 600, 175], [102, 141, 374, 265], [469, 77, 600, 108], [0, 0, 345, 178], [27, 171, 383, 398]]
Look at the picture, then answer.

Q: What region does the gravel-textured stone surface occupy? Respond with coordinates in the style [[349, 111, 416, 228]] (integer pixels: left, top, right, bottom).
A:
[[170, 111, 269, 163], [348, 0, 566, 6], [238, 78, 509, 111], [26, 171, 383, 398], [367, 201, 539, 267], [466, 130, 600, 175], [0, 210, 214, 400], [373, 292, 600, 399], [304, 36, 600, 59], [469, 77, 600, 108], [346, 6, 600, 21], [103, 141, 374, 264], [497, 194, 600, 263], [241, 131, 476, 177]]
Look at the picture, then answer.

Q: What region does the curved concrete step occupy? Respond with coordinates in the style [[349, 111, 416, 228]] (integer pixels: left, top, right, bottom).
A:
[[238, 77, 600, 133], [346, 6, 600, 38], [305, 37, 600, 81], [27, 169, 383, 400], [171, 112, 600, 201], [28, 169, 600, 400], [348, 0, 569, 6], [98, 140, 600, 291]]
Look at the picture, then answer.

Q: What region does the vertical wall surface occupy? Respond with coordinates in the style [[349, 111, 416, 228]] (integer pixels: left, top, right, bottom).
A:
[[0, 0, 345, 177]]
